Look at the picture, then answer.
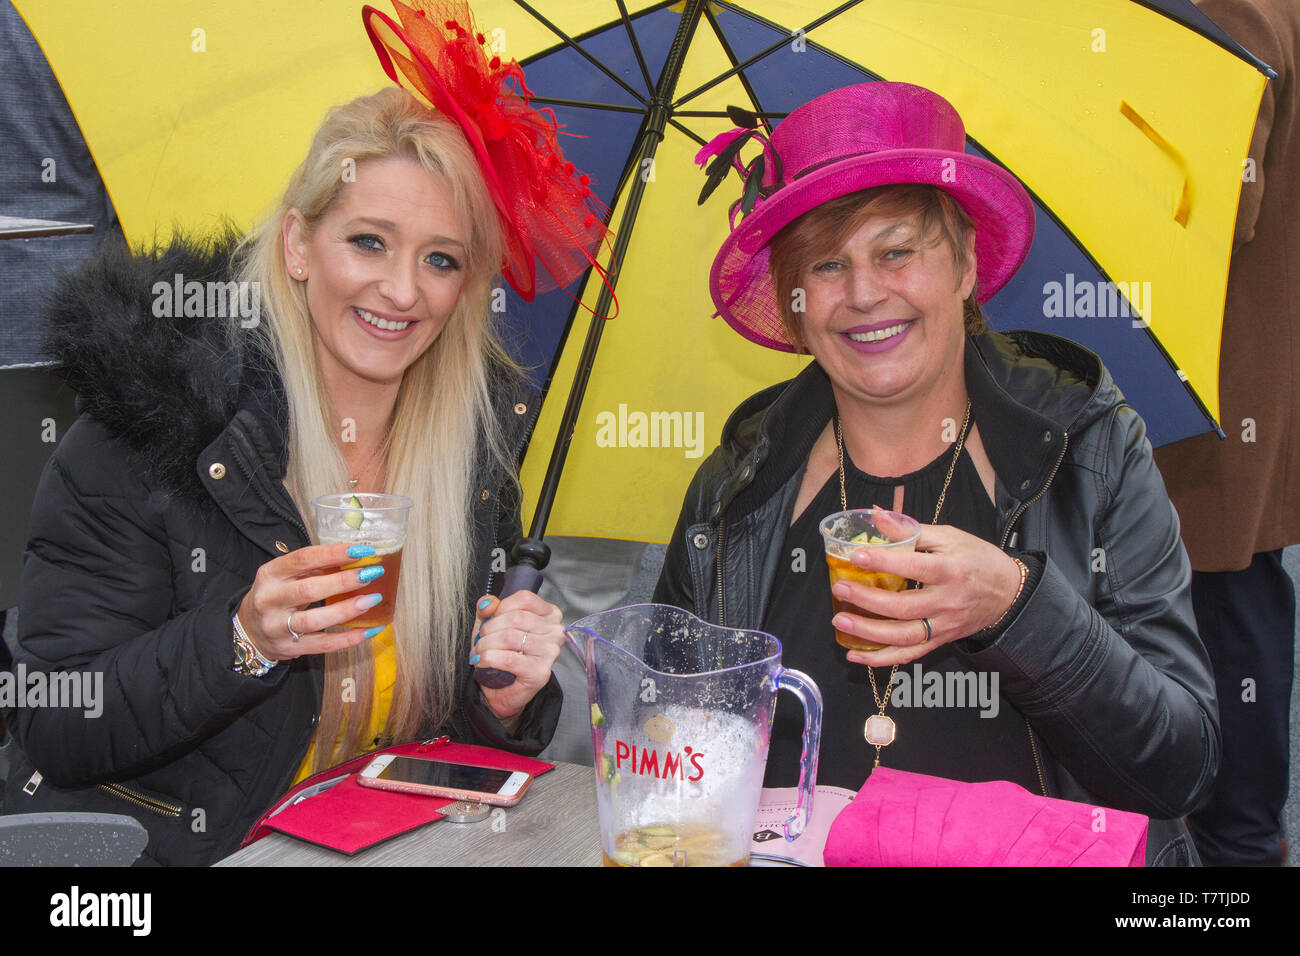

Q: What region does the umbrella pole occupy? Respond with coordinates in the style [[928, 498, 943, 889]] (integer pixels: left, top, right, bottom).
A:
[[476, 0, 709, 689], [526, 0, 708, 544]]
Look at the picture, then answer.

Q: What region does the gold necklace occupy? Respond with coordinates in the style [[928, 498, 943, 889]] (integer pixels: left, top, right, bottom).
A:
[[346, 421, 395, 491], [835, 398, 972, 767]]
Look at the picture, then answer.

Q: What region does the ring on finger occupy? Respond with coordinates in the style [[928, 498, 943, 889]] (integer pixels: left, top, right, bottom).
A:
[[519, 633, 528, 654], [287, 611, 303, 643], [920, 617, 932, 644]]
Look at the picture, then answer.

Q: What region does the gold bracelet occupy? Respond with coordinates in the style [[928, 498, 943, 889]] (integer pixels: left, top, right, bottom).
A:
[[982, 557, 1029, 633], [232, 612, 278, 677]]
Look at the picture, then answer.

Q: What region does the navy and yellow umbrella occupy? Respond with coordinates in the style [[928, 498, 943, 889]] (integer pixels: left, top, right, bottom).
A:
[[10, 0, 1273, 546], [504, 0, 1272, 543]]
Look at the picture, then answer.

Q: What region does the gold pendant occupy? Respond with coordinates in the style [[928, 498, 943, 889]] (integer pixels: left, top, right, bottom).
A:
[[864, 714, 896, 747]]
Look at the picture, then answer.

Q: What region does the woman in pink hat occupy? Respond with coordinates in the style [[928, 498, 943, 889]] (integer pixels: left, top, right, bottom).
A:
[[654, 82, 1219, 866]]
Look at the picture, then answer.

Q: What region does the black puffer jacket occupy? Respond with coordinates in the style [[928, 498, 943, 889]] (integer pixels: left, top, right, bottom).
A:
[[654, 331, 1220, 866], [3, 235, 560, 866]]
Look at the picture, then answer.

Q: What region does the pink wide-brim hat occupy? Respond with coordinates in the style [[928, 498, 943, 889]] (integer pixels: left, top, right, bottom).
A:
[[706, 82, 1035, 352]]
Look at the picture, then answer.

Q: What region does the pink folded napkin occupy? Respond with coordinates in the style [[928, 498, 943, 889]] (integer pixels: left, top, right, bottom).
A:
[[824, 768, 1147, 866]]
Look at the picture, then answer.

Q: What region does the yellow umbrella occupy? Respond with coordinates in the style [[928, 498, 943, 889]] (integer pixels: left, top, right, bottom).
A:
[[14, 0, 1270, 545]]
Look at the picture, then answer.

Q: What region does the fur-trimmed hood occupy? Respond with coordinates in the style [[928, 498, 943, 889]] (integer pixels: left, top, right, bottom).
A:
[[42, 230, 253, 502], [42, 231, 537, 507]]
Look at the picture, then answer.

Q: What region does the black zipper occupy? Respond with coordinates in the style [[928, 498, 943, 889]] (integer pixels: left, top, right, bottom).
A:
[[713, 516, 727, 628], [226, 427, 310, 545], [999, 432, 1070, 798], [97, 782, 183, 818], [999, 434, 1070, 550]]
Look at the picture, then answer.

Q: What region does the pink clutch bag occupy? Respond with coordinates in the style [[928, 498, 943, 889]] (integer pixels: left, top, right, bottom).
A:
[[824, 768, 1147, 866], [240, 738, 554, 856]]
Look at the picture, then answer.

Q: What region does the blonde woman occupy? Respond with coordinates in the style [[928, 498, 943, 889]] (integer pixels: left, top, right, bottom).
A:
[[4, 7, 609, 865]]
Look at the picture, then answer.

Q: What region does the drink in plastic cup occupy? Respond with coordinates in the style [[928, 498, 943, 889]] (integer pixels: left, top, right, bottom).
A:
[[819, 508, 921, 652], [313, 493, 413, 630]]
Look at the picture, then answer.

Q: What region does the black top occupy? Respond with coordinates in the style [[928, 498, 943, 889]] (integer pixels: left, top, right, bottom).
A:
[[761, 437, 1042, 793]]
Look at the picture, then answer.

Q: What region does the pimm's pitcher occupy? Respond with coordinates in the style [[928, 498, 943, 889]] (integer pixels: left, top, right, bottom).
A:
[[566, 604, 822, 867]]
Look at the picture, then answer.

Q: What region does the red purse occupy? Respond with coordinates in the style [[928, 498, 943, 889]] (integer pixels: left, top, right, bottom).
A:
[[240, 737, 554, 855]]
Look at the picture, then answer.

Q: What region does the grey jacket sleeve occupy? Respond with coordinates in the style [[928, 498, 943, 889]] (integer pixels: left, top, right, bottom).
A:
[[962, 405, 1220, 818]]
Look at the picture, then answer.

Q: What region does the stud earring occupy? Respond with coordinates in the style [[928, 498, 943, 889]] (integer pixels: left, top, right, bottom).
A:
[[295, 267, 304, 275]]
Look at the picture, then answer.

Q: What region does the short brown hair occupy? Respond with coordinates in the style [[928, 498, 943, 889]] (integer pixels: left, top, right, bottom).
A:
[[768, 184, 985, 351]]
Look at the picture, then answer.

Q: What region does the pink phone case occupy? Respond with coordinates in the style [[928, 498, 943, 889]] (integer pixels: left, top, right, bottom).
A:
[[358, 755, 534, 806]]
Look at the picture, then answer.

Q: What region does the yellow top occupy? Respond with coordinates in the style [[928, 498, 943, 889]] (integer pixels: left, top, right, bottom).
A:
[[291, 625, 397, 785]]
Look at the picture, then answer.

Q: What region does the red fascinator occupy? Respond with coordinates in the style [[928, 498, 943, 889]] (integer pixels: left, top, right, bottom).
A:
[[362, 0, 613, 304]]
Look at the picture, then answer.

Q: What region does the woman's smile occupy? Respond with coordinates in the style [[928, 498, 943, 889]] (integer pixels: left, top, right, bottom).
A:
[[352, 306, 419, 337], [841, 319, 917, 352]]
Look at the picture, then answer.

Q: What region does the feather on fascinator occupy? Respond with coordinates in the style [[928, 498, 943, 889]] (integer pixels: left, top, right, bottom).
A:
[[362, 0, 614, 307]]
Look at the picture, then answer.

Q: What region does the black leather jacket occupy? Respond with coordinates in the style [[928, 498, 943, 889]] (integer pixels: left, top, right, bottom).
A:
[[654, 330, 1220, 866], [3, 235, 559, 865]]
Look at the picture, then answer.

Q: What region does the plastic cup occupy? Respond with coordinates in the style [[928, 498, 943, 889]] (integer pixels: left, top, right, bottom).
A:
[[312, 493, 413, 630], [819, 508, 921, 652]]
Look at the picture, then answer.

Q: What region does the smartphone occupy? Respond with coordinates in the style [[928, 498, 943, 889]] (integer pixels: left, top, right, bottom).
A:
[[357, 754, 533, 806]]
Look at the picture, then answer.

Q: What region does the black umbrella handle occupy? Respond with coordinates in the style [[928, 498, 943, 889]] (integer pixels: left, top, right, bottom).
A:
[[473, 539, 550, 691]]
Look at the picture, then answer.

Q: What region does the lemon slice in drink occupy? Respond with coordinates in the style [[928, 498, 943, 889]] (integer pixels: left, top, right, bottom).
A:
[[343, 495, 365, 531], [849, 531, 889, 546]]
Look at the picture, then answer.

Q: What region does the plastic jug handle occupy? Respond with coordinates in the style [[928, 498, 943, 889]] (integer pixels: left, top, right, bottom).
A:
[[776, 667, 823, 842]]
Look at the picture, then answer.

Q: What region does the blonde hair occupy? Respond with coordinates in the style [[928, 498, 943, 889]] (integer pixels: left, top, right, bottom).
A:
[[769, 184, 985, 352], [238, 87, 518, 771]]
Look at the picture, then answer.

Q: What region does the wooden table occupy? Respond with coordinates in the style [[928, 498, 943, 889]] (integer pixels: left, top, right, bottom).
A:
[[216, 762, 603, 867]]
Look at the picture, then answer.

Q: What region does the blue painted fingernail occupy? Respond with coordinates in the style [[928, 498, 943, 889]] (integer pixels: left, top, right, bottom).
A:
[[357, 593, 383, 609], [468, 653, 480, 666], [473, 633, 481, 645], [347, 544, 376, 559], [477, 597, 492, 611], [364, 626, 385, 639], [358, 566, 385, 584]]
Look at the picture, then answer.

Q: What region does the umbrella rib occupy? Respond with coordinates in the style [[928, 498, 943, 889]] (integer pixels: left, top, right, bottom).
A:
[[675, 109, 787, 119], [667, 117, 708, 147], [529, 96, 647, 114], [702, 3, 772, 135], [510, 0, 651, 106], [615, 0, 657, 96], [673, 0, 866, 109]]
